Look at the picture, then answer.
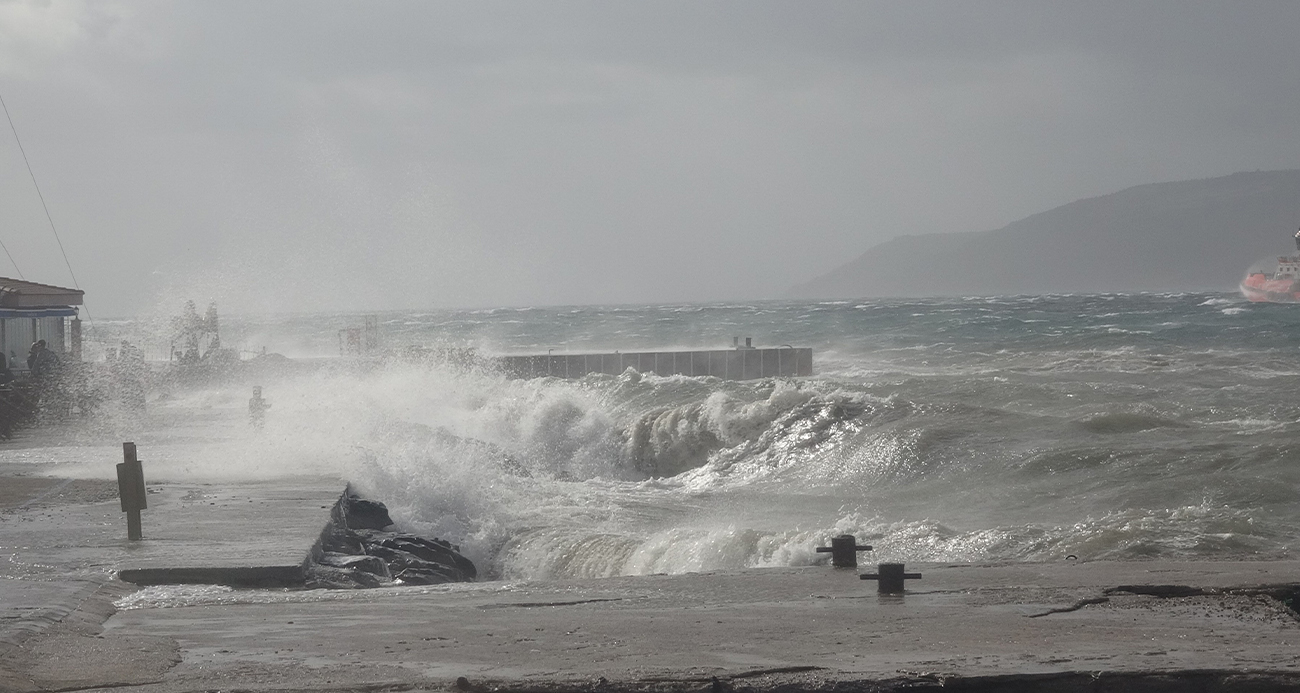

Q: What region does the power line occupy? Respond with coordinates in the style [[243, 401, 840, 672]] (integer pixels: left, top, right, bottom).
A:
[[0, 88, 91, 323], [0, 90, 83, 289], [0, 237, 23, 279]]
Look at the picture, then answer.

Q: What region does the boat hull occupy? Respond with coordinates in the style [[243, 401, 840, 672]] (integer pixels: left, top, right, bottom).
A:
[[1240, 273, 1300, 303]]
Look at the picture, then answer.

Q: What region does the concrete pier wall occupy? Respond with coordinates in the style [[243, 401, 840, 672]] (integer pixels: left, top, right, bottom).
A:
[[496, 347, 813, 381]]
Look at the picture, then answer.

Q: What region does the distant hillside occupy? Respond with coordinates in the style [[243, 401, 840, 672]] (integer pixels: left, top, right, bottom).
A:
[[791, 170, 1300, 298]]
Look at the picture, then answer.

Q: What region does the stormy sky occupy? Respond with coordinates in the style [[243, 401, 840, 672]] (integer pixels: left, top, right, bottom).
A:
[[1, 1, 1298, 316]]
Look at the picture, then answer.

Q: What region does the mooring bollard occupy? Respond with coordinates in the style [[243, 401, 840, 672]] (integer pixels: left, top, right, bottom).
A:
[[860, 563, 922, 593], [815, 534, 873, 568], [116, 442, 147, 541]]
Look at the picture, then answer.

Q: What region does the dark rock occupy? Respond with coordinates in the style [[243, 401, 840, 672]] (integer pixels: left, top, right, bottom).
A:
[[353, 528, 398, 544], [309, 489, 477, 589], [378, 535, 477, 581], [317, 552, 390, 578], [354, 527, 458, 549], [394, 566, 461, 585], [319, 525, 366, 555], [366, 544, 472, 582], [356, 528, 455, 552], [363, 544, 424, 571], [305, 563, 390, 589], [345, 496, 394, 530]]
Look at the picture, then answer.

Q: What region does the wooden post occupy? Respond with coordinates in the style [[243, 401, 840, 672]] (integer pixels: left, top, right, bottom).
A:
[[116, 442, 147, 540]]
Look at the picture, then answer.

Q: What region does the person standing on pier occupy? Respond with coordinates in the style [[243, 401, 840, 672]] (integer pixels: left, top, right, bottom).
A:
[[249, 386, 270, 429], [27, 341, 65, 420]]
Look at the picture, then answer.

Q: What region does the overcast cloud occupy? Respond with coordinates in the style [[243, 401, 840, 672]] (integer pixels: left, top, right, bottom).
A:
[[1, 1, 1298, 316]]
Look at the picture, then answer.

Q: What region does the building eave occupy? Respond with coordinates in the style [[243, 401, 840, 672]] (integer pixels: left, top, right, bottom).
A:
[[0, 277, 84, 309]]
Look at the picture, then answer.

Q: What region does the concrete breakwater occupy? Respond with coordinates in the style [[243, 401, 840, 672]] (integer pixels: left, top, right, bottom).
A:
[[496, 346, 813, 381], [110, 482, 476, 590]]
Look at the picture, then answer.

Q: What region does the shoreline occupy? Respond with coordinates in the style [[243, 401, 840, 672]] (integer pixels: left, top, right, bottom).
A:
[[3, 470, 1300, 692]]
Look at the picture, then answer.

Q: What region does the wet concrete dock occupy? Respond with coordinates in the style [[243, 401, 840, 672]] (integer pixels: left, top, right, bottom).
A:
[[100, 561, 1300, 691], [114, 480, 341, 587], [3, 470, 1300, 691], [0, 468, 342, 692]]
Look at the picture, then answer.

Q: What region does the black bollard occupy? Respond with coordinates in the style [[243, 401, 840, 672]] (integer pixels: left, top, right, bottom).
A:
[[116, 442, 147, 541], [815, 534, 873, 568], [860, 563, 922, 593]]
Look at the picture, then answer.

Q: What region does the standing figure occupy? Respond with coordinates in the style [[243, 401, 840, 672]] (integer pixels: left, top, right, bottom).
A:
[[28, 340, 66, 419], [249, 386, 270, 429], [0, 354, 15, 439], [29, 340, 60, 379], [117, 340, 147, 411]]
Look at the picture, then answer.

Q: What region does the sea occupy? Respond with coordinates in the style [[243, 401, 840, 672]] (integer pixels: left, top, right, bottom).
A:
[[75, 291, 1300, 583]]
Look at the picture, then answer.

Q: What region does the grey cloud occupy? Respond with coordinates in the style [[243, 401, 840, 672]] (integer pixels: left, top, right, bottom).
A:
[[0, 1, 1297, 315]]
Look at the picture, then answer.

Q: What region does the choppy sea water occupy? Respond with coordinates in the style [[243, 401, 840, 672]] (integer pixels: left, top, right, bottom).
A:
[[83, 293, 1300, 581]]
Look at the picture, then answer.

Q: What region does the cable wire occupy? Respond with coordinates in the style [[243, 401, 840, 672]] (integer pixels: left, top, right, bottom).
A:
[[1, 90, 82, 289], [1, 88, 91, 324], [0, 237, 23, 279]]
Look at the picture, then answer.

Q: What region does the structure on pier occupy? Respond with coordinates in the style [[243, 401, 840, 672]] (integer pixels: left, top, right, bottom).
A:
[[0, 277, 83, 366], [496, 339, 812, 381]]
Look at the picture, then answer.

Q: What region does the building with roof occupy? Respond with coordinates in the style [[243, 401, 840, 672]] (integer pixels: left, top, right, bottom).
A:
[[0, 277, 83, 369]]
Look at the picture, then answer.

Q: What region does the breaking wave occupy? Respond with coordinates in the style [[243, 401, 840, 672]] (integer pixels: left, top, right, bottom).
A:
[[73, 291, 1300, 580]]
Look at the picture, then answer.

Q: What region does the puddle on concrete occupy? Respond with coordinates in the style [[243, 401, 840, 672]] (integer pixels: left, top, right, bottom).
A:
[[114, 579, 522, 610]]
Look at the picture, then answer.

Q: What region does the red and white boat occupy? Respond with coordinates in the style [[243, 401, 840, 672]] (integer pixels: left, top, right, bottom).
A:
[[1241, 229, 1300, 303]]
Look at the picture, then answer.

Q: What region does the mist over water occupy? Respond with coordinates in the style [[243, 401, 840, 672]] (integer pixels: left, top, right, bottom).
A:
[[65, 293, 1300, 580]]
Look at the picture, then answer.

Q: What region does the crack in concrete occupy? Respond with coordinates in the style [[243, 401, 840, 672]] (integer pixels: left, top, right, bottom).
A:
[[1026, 596, 1111, 618], [481, 598, 625, 609]]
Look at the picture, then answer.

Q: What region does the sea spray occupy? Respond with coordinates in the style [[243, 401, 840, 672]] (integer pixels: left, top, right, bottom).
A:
[[55, 292, 1300, 582]]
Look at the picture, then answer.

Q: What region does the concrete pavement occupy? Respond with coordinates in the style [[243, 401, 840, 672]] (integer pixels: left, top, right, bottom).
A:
[[0, 466, 341, 691], [97, 561, 1300, 691], [3, 469, 1300, 691]]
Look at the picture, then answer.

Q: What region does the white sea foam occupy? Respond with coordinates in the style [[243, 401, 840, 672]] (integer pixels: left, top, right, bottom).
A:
[[40, 292, 1296, 582]]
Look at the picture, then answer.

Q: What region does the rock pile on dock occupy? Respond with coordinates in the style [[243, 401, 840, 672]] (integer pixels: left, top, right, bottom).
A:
[[308, 488, 476, 589]]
